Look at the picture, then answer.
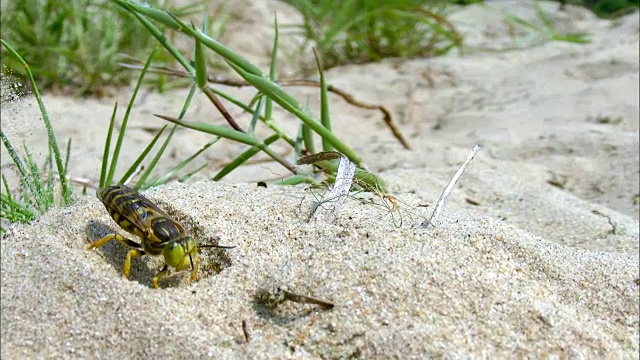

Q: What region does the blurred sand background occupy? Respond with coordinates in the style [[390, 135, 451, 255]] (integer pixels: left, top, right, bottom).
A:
[[1, 1, 639, 358]]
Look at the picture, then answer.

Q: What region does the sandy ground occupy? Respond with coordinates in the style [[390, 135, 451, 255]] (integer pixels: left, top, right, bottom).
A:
[[1, 1, 639, 358]]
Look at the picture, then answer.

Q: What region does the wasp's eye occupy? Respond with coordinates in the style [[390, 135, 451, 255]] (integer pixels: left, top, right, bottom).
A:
[[164, 242, 185, 268]]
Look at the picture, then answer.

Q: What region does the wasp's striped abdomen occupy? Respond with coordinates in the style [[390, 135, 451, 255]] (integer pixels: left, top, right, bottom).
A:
[[98, 186, 148, 238], [97, 185, 187, 255]]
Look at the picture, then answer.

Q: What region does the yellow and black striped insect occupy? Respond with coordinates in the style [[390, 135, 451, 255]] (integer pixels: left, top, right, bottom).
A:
[[88, 184, 234, 288]]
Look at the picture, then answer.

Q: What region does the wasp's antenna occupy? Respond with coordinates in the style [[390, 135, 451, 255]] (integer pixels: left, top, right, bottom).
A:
[[200, 244, 236, 249], [188, 253, 195, 271]]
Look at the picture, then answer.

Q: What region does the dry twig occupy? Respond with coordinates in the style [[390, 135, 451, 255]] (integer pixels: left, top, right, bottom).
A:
[[241, 320, 251, 343]]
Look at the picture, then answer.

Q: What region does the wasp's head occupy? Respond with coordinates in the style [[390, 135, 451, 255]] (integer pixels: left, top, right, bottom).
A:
[[163, 237, 198, 271]]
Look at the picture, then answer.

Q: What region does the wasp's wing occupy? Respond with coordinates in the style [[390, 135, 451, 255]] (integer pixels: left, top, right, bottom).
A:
[[98, 185, 174, 235]]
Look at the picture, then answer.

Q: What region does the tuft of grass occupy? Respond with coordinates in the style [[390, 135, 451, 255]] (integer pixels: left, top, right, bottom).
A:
[[589, 0, 638, 18], [113, 0, 386, 191], [0, 40, 209, 232], [282, 0, 464, 70], [99, 49, 214, 191], [442, 1, 639, 19], [1, 39, 72, 232], [504, 2, 591, 46], [564, 0, 639, 18], [0, 0, 208, 96]]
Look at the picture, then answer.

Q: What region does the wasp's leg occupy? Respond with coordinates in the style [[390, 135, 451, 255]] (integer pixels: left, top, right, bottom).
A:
[[190, 256, 201, 282], [122, 249, 145, 280], [88, 233, 141, 250], [152, 264, 169, 289]]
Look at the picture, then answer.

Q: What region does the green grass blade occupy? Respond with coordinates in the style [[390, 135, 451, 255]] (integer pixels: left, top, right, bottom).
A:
[[182, 83, 199, 117], [1, 175, 37, 224], [134, 125, 178, 190], [1, 39, 71, 205], [295, 123, 304, 159], [299, 97, 315, 156], [2, 175, 14, 206], [265, 14, 279, 121], [248, 96, 265, 134], [245, 91, 297, 148], [117, 125, 168, 185], [155, 114, 296, 173], [552, 34, 590, 44], [100, 102, 118, 188], [154, 114, 260, 146], [505, 15, 538, 31], [161, 9, 264, 76], [148, 137, 219, 188], [313, 49, 333, 151], [177, 163, 208, 183], [311, 159, 384, 192], [212, 134, 280, 181], [208, 85, 255, 114], [206, 88, 301, 147], [115, 2, 193, 74], [45, 146, 55, 207], [63, 137, 72, 177], [269, 14, 279, 81], [302, 123, 315, 155], [0, 131, 36, 203], [227, 62, 362, 166], [135, 79, 199, 189], [22, 145, 46, 212], [535, 2, 555, 31], [272, 174, 318, 186], [112, 0, 182, 31], [107, 49, 155, 186], [118, 1, 259, 76], [194, 29, 207, 89], [178, 163, 207, 182]]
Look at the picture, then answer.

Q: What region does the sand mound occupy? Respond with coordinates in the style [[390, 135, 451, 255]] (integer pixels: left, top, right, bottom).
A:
[[2, 1, 638, 358]]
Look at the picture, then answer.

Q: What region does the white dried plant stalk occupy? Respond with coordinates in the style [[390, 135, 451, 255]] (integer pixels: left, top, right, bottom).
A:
[[421, 145, 481, 229], [309, 155, 356, 223]]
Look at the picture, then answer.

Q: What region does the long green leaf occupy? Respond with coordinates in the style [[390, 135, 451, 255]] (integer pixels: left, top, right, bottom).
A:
[[228, 62, 361, 166], [177, 163, 208, 183], [194, 30, 207, 88], [148, 137, 219, 188], [100, 102, 118, 188], [154, 114, 259, 145], [63, 138, 72, 177], [314, 49, 333, 152], [265, 14, 279, 122], [213, 134, 280, 181], [118, 125, 168, 185], [162, 9, 264, 76], [115, 1, 193, 74], [302, 123, 315, 155], [107, 49, 156, 185], [154, 114, 296, 173], [248, 96, 265, 134], [272, 174, 318, 186], [112, 0, 182, 30], [134, 125, 177, 190]]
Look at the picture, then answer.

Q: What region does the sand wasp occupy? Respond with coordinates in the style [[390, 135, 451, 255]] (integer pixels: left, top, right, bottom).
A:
[[88, 185, 234, 288]]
